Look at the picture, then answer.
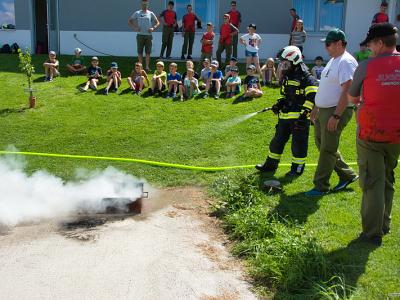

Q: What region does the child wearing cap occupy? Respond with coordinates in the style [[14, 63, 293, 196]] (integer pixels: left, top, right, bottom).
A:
[[225, 67, 241, 98], [166, 62, 182, 99], [203, 60, 223, 99], [180, 68, 199, 101], [150, 61, 167, 95], [199, 22, 215, 66], [80, 57, 103, 92], [243, 65, 263, 98], [216, 14, 238, 66], [311, 56, 325, 80], [260, 58, 276, 86], [223, 57, 238, 80], [67, 48, 86, 75], [127, 62, 149, 95], [240, 23, 262, 74], [200, 58, 211, 90], [43, 51, 60, 82], [104, 62, 122, 95]]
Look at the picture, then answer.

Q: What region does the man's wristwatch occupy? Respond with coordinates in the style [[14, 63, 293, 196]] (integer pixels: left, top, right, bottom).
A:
[[332, 114, 341, 120]]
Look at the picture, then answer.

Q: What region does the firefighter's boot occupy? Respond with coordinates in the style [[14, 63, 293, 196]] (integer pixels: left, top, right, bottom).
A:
[[255, 157, 279, 173], [285, 163, 305, 177]]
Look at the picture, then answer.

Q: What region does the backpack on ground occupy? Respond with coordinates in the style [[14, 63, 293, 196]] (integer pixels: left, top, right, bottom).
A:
[[1, 44, 11, 54]]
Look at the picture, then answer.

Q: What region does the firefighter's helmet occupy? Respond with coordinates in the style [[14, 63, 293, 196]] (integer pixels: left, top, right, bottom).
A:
[[280, 46, 303, 65]]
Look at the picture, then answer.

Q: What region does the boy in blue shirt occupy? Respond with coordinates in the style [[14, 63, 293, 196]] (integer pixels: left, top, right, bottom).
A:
[[203, 60, 223, 99], [79, 56, 102, 92], [166, 62, 181, 99]]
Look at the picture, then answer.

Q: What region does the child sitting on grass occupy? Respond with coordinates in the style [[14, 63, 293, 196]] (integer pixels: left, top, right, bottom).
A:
[[166, 62, 182, 99], [127, 62, 149, 95], [180, 68, 199, 101], [225, 66, 241, 98], [104, 62, 122, 95], [67, 48, 86, 75], [79, 56, 102, 92], [223, 57, 238, 80], [243, 64, 262, 99], [43, 51, 60, 82], [203, 60, 223, 99], [260, 58, 276, 86], [150, 61, 167, 96], [200, 58, 211, 90]]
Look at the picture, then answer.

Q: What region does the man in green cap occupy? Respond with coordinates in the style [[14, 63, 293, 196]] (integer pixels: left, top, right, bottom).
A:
[[305, 29, 359, 196]]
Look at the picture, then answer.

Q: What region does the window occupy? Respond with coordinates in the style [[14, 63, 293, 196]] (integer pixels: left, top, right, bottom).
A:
[[292, 0, 345, 32], [169, 0, 218, 29], [0, 0, 15, 29]]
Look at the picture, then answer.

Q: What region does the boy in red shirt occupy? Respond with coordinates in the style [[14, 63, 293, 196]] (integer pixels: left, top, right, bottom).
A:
[[226, 1, 242, 59], [199, 23, 215, 67], [216, 14, 238, 67], [159, 1, 177, 59], [181, 4, 201, 60]]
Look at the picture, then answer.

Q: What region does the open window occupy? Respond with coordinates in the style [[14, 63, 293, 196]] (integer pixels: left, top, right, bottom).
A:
[[0, 0, 15, 30]]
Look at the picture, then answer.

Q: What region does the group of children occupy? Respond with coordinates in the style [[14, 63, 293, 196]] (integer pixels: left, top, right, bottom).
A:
[[42, 45, 327, 99]]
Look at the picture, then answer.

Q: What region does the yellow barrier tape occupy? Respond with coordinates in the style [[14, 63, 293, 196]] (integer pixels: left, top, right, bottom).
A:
[[0, 150, 363, 172]]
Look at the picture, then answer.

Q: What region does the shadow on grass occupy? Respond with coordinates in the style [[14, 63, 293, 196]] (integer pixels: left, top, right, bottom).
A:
[[0, 107, 29, 117], [232, 95, 254, 104]]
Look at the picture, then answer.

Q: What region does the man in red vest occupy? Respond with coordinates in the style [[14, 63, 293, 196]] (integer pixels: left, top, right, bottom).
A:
[[181, 4, 200, 60], [372, 2, 389, 24], [216, 14, 238, 67], [348, 23, 400, 246], [159, 1, 177, 59], [226, 1, 242, 59]]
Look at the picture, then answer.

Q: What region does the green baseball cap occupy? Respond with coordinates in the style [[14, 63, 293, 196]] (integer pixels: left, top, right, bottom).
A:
[[321, 29, 346, 43]]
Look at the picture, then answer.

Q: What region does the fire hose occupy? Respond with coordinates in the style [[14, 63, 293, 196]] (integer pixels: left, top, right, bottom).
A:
[[0, 150, 363, 172]]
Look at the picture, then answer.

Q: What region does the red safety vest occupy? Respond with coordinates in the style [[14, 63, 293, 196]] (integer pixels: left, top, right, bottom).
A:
[[220, 23, 233, 45], [201, 32, 214, 54], [358, 52, 400, 143], [161, 10, 176, 26], [227, 10, 241, 27], [183, 13, 197, 32]]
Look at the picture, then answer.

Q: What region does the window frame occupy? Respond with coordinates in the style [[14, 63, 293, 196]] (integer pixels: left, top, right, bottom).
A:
[[293, 0, 346, 34], [0, 0, 16, 31], [165, 0, 219, 32]]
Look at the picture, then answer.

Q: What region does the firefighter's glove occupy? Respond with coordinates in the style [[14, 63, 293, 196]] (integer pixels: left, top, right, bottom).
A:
[[299, 109, 311, 120], [272, 98, 285, 115]]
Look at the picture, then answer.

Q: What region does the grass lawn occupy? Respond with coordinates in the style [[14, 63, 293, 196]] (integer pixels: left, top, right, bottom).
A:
[[1, 54, 399, 299]]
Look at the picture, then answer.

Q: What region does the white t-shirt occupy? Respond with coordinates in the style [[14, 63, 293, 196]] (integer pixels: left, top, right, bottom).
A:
[[315, 51, 358, 108], [241, 33, 262, 52]]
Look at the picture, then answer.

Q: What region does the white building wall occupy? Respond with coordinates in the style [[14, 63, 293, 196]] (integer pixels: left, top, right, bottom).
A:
[[60, 31, 289, 60], [0, 30, 32, 51]]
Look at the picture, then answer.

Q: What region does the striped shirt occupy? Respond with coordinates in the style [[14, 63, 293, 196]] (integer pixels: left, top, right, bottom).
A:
[[290, 30, 306, 47]]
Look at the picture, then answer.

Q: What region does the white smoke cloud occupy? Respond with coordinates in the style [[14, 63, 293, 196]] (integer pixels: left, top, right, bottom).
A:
[[0, 153, 147, 226]]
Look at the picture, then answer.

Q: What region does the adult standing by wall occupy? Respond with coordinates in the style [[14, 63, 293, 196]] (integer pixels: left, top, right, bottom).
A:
[[226, 1, 242, 59], [372, 2, 389, 24], [216, 14, 238, 67], [289, 8, 300, 32], [128, 0, 160, 72], [305, 29, 359, 197], [348, 23, 400, 246], [181, 4, 201, 60], [159, 1, 177, 59]]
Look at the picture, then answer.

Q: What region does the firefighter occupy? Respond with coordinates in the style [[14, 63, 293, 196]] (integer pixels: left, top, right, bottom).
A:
[[256, 45, 318, 176]]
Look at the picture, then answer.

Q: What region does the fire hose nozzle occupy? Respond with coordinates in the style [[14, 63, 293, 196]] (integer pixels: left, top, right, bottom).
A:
[[258, 107, 272, 114]]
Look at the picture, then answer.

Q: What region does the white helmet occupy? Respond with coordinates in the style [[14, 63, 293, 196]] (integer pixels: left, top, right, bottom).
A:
[[280, 46, 303, 65]]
